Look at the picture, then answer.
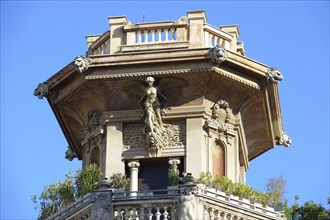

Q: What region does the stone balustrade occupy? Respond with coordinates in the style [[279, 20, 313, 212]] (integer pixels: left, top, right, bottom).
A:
[[47, 185, 285, 220], [86, 11, 246, 56], [204, 24, 232, 49]]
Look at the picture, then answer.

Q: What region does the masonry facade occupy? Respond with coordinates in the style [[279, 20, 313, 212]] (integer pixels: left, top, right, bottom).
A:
[[35, 10, 290, 220]]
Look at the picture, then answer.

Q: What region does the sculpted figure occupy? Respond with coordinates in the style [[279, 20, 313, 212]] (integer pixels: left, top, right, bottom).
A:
[[140, 76, 168, 135], [120, 76, 187, 156]]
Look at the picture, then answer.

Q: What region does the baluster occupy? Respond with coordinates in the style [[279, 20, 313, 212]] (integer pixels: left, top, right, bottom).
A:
[[156, 29, 161, 42], [210, 208, 215, 220], [163, 207, 168, 220], [144, 30, 149, 43], [132, 207, 137, 220], [214, 36, 219, 46], [217, 37, 221, 46], [209, 34, 213, 47], [170, 28, 175, 41], [171, 205, 176, 220], [150, 30, 155, 43], [164, 29, 169, 42], [215, 209, 221, 220], [155, 207, 161, 220], [124, 208, 129, 219], [140, 207, 145, 220], [137, 31, 142, 44], [147, 208, 153, 220], [116, 209, 122, 220]]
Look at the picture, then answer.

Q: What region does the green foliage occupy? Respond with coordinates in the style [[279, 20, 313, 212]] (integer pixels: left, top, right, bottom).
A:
[[198, 172, 281, 207], [109, 173, 130, 190], [32, 172, 75, 220], [32, 164, 103, 220], [75, 164, 103, 197], [291, 200, 329, 220], [168, 164, 180, 186]]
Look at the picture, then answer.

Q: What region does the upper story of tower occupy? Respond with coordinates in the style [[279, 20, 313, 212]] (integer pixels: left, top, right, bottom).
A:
[[34, 10, 291, 177]]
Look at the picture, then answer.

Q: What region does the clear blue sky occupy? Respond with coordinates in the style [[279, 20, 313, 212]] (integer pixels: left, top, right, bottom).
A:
[[1, 1, 329, 219]]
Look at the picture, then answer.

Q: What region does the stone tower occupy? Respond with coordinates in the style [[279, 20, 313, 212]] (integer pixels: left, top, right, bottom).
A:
[[34, 10, 290, 220]]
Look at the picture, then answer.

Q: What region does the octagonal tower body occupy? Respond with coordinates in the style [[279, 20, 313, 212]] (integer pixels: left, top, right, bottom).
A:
[[36, 10, 290, 190]]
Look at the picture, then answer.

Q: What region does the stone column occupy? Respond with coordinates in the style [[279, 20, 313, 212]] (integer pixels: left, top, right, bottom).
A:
[[108, 16, 128, 54], [168, 158, 181, 185], [128, 160, 140, 196]]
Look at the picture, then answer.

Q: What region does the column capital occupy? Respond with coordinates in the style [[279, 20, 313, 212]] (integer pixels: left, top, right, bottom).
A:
[[128, 160, 140, 170], [168, 158, 181, 166]]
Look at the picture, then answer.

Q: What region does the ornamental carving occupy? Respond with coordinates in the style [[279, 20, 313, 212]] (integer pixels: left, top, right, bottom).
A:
[[33, 82, 48, 99], [204, 99, 231, 136], [123, 121, 186, 154], [267, 67, 283, 83], [277, 130, 292, 147], [208, 45, 228, 65], [120, 76, 187, 157], [65, 146, 77, 161], [74, 55, 92, 73], [91, 192, 112, 220]]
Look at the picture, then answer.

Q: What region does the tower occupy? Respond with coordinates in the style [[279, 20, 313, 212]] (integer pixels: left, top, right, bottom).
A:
[[34, 10, 290, 220]]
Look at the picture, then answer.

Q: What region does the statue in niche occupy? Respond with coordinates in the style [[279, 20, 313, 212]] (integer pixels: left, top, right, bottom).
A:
[[120, 76, 187, 157]]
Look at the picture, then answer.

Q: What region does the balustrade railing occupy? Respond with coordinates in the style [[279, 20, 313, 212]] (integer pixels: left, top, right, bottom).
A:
[[204, 24, 232, 50], [134, 28, 177, 44]]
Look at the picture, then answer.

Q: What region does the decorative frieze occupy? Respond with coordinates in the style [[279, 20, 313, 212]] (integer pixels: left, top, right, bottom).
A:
[[123, 120, 186, 151]]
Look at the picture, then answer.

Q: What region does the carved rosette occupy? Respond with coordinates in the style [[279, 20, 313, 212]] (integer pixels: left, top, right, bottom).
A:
[[267, 67, 283, 83], [65, 146, 77, 161], [208, 45, 228, 65], [74, 55, 92, 73], [33, 82, 48, 99], [277, 130, 292, 147]]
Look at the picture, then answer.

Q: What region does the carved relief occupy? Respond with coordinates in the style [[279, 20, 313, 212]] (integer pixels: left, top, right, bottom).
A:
[[120, 76, 187, 157], [74, 55, 92, 73], [33, 82, 48, 99], [204, 99, 232, 136], [208, 45, 228, 65], [123, 121, 186, 151], [267, 67, 283, 83], [91, 192, 112, 220]]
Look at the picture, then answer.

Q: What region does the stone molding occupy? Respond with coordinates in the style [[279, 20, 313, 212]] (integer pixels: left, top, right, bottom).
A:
[[53, 79, 88, 104]]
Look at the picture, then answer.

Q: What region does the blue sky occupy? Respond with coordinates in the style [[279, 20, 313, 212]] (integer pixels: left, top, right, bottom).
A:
[[1, 1, 329, 219]]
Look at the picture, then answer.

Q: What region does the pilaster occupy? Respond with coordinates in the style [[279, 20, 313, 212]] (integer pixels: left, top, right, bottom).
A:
[[186, 117, 206, 177], [108, 16, 128, 54], [105, 123, 125, 178], [187, 10, 206, 48]]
